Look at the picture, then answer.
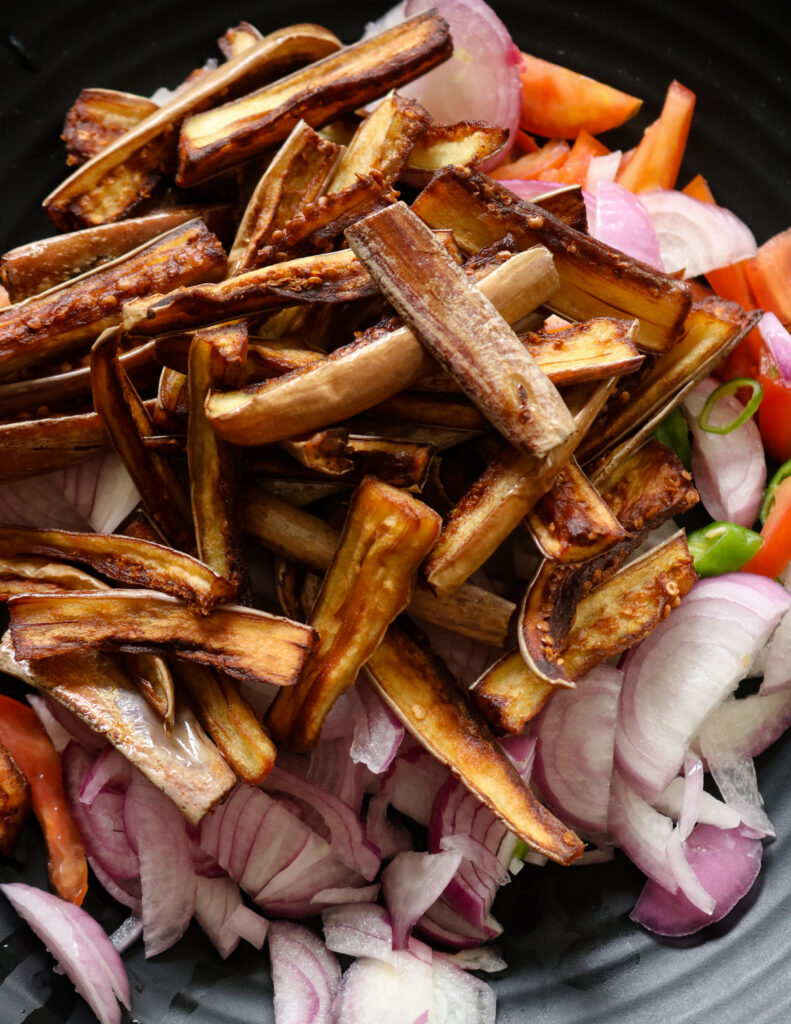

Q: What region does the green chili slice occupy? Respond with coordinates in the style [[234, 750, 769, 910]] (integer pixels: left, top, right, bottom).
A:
[[697, 378, 763, 435], [652, 406, 692, 469], [687, 521, 764, 577], [760, 458, 791, 525]]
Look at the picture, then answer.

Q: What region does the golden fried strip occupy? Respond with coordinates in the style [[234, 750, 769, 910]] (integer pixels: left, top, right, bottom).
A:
[[521, 317, 643, 386], [365, 621, 583, 864], [227, 120, 341, 276], [205, 247, 558, 445], [0, 409, 107, 481], [176, 12, 452, 186], [327, 92, 430, 192], [525, 457, 626, 563], [404, 120, 508, 175], [473, 533, 697, 734], [44, 25, 342, 229], [187, 323, 246, 588], [218, 21, 264, 60], [0, 636, 234, 824], [92, 328, 194, 550], [0, 218, 225, 379], [346, 202, 571, 456], [423, 381, 614, 598], [368, 392, 487, 431], [0, 527, 234, 612], [266, 479, 441, 750], [8, 590, 316, 689], [411, 166, 692, 353], [62, 88, 159, 166], [172, 662, 276, 784]]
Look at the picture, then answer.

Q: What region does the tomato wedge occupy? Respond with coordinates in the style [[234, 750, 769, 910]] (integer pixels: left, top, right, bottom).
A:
[[742, 477, 791, 579], [518, 52, 642, 138], [540, 129, 609, 185], [745, 227, 791, 324], [0, 696, 87, 905], [490, 138, 570, 180], [617, 80, 695, 192]]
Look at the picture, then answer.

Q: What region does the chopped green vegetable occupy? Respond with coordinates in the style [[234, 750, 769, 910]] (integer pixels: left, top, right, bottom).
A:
[[698, 378, 763, 435], [652, 406, 691, 469], [760, 458, 791, 525], [687, 521, 763, 576]]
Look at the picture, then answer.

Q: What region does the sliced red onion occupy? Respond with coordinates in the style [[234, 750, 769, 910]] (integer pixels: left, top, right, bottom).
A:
[[758, 312, 791, 384], [682, 378, 766, 527], [615, 574, 789, 801], [631, 824, 762, 936], [1, 882, 129, 1024], [415, 617, 501, 691], [27, 692, 74, 752], [666, 829, 715, 914], [311, 884, 380, 906], [639, 189, 757, 279], [270, 921, 341, 1024], [58, 452, 140, 534], [322, 903, 433, 967], [588, 182, 664, 270], [381, 850, 462, 949], [193, 876, 247, 960], [498, 734, 536, 782], [679, 753, 704, 841], [416, 895, 502, 950], [79, 747, 131, 806], [497, 179, 567, 204], [225, 904, 269, 949], [697, 690, 791, 765], [88, 861, 142, 916], [585, 151, 621, 192], [443, 946, 506, 973], [305, 735, 366, 812], [430, 954, 497, 1024], [254, 835, 363, 919], [699, 749, 773, 837], [365, 791, 413, 859], [125, 772, 196, 957], [108, 914, 142, 954], [378, 739, 450, 827], [349, 679, 404, 774], [531, 664, 623, 833], [652, 777, 740, 831], [762, 605, 791, 695], [608, 771, 678, 893], [0, 473, 91, 530], [334, 956, 433, 1024], [401, 0, 521, 163], [263, 763, 381, 880]]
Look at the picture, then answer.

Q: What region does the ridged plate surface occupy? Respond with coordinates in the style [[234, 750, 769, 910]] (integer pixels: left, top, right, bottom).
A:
[[2, 2, 791, 1022]]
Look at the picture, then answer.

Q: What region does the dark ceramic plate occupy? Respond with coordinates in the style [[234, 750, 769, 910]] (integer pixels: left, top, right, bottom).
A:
[[2, 2, 791, 1022]]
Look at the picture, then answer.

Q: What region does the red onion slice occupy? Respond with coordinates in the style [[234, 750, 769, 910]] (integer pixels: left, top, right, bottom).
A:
[[762, 605, 791, 695], [334, 956, 433, 1024], [679, 753, 704, 841], [415, 616, 501, 691], [682, 377, 766, 527], [497, 179, 567, 203], [58, 452, 140, 534], [193, 876, 247, 960], [378, 740, 451, 827], [639, 189, 757, 278], [322, 904, 433, 967], [585, 151, 621, 192], [416, 896, 502, 950], [382, 850, 462, 949], [531, 664, 623, 833], [348, 679, 404, 774], [758, 311, 791, 384], [615, 575, 789, 801], [588, 182, 664, 270], [27, 693, 75, 752], [608, 771, 678, 893], [311, 884, 380, 907], [269, 921, 341, 1024], [0, 473, 91, 530], [1, 882, 130, 1024], [431, 955, 497, 1024], [305, 735, 366, 812], [630, 824, 762, 936], [666, 829, 715, 914], [653, 777, 740, 831]]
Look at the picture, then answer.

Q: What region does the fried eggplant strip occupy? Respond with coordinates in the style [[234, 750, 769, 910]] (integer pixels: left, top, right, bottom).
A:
[[0, 410, 108, 480], [124, 248, 375, 336], [92, 328, 194, 550], [365, 620, 583, 864], [176, 13, 452, 186], [327, 92, 430, 192], [278, 428, 352, 476], [172, 662, 276, 784], [0, 527, 234, 612], [0, 208, 232, 303], [154, 367, 188, 433], [266, 479, 440, 750], [44, 25, 342, 229], [473, 533, 697, 734], [521, 317, 643, 386], [0, 635, 234, 823], [423, 380, 614, 598], [412, 166, 692, 353], [206, 247, 559, 445], [218, 21, 264, 60], [525, 457, 626, 563], [239, 485, 514, 646], [187, 323, 246, 588], [577, 298, 762, 465], [8, 590, 316, 689], [404, 120, 509, 176], [62, 88, 159, 166], [227, 120, 341, 276], [346, 202, 571, 455], [521, 440, 698, 683], [0, 218, 225, 379], [0, 741, 30, 858]]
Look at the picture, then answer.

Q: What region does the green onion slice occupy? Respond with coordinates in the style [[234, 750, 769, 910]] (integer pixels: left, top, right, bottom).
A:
[[697, 378, 763, 435]]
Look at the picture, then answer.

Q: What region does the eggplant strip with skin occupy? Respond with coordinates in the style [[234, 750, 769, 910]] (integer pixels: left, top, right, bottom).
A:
[[0, 740, 30, 858], [62, 88, 159, 166], [227, 120, 341, 276], [176, 13, 452, 186], [266, 478, 441, 751], [423, 380, 614, 598], [369, 392, 488, 431], [525, 457, 627, 563], [520, 440, 699, 683], [205, 247, 559, 445], [187, 323, 246, 588], [92, 327, 194, 550], [0, 409, 107, 480], [154, 334, 320, 376], [239, 485, 514, 646], [8, 590, 316, 690], [44, 25, 342, 229], [364, 620, 583, 864], [0, 635, 234, 823], [0, 207, 232, 303], [278, 428, 352, 476], [0, 527, 234, 612], [171, 662, 276, 784], [473, 533, 697, 734], [0, 218, 226, 379], [154, 367, 188, 433], [218, 21, 264, 60], [346, 202, 572, 456], [411, 166, 692, 353], [403, 120, 509, 176], [327, 92, 430, 193]]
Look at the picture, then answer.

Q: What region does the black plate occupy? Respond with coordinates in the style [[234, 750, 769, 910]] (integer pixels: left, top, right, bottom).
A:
[[2, 2, 791, 1022]]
